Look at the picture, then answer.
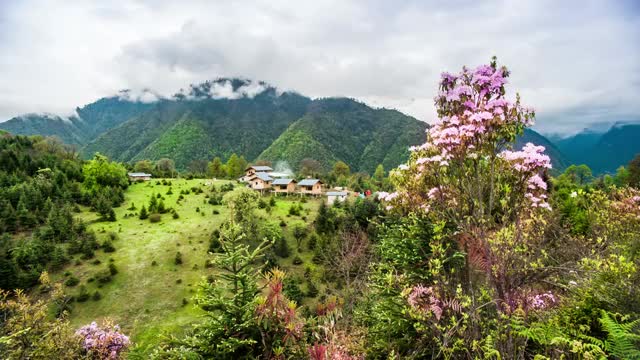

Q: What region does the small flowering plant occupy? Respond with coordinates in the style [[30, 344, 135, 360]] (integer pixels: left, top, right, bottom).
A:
[[75, 320, 130, 359]]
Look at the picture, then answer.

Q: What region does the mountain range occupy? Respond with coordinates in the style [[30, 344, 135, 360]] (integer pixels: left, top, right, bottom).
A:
[[552, 122, 640, 174], [1, 78, 637, 174]]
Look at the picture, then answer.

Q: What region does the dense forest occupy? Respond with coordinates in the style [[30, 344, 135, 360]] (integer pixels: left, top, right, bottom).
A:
[[2, 60, 640, 359]]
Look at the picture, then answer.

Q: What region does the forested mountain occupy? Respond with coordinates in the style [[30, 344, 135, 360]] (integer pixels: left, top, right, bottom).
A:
[[0, 97, 154, 145], [552, 122, 640, 174], [1, 78, 570, 173], [258, 98, 427, 173]]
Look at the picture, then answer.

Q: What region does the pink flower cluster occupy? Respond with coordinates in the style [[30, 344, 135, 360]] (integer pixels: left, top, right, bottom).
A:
[[528, 291, 556, 310], [500, 143, 552, 210], [499, 143, 552, 173], [76, 322, 130, 359], [409, 62, 534, 170]]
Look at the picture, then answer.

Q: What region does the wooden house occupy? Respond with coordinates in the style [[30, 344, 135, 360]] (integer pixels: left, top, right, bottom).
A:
[[128, 172, 152, 181], [248, 172, 273, 190], [298, 179, 323, 195], [243, 165, 273, 182], [272, 178, 297, 194]]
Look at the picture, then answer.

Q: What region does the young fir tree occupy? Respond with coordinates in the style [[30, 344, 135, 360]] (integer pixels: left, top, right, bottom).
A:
[[139, 205, 148, 220]]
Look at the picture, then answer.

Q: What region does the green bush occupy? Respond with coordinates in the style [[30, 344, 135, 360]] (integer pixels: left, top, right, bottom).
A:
[[102, 240, 116, 253], [306, 280, 319, 298], [274, 237, 290, 258], [108, 263, 118, 276], [76, 285, 90, 302], [96, 270, 112, 284], [92, 291, 102, 301], [64, 276, 80, 287], [292, 255, 303, 265], [175, 251, 183, 265]]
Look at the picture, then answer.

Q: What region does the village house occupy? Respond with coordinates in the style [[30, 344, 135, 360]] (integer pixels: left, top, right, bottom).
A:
[[247, 172, 273, 191], [243, 165, 273, 182], [326, 191, 348, 205], [128, 172, 152, 181], [271, 178, 297, 194], [298, 179, 323, 195]]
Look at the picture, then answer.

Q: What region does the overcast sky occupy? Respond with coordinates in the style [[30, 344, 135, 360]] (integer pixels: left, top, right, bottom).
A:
[[0, 0, 638, 134]]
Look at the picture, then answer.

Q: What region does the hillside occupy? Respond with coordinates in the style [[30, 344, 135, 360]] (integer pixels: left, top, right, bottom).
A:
[[551, 122, 640, 174], [0, 97, 153, 146], [1, 78, 570, 174], [258, 98, 428, 173]]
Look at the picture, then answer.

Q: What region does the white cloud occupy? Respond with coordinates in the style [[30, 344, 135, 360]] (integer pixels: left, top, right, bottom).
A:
[[0, 0, 638, 133]]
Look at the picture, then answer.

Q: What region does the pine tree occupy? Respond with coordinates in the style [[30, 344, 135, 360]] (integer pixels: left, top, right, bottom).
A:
[[139, 205, 148, 220], [178, 222, 271, 358], [148, 194, 158, 213]]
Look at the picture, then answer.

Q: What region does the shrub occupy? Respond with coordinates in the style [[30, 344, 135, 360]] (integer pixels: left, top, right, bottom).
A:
[[149, 213, 161, 223], [77, 285, 90, 302], [269, 197, 277, 207], [182, 298, 188, 306], [283, 279, 304, 305], [292, 255, 303, 265], [274, 237, 290, 258], [175, 251, 183, 265], [92, 291, 102, 301], [64, 276, 80, 287], [108, 263, 118, 276], [172, 212, 180, 219], [288, 204, 301, 216], [102, 240, 116, 253], [213, 209, 220, 215], [151, 260, 158, 266], [258, 199, 267, 209], [96, 270, 112, 284], [127, 202, 136, 210], [196, 207, 200, 213], [306, 280, 319, 298], [92, 259, 101, 265], [279, 220, 287, 227], [308, 233, 318, 251], [166, 187, 173, 195]]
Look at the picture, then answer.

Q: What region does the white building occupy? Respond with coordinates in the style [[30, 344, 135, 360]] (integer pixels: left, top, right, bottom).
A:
[[326, 191, 348, 205]]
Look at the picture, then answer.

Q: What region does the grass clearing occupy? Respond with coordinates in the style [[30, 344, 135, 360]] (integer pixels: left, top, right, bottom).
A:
[[54, 179, 322, 350]]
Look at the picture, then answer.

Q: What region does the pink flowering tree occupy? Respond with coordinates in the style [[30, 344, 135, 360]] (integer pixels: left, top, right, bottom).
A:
[[378, 58, 558, 356]]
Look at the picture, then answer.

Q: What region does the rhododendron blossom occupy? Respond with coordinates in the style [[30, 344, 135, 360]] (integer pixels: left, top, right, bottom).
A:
[[76, 321, 130, 359]]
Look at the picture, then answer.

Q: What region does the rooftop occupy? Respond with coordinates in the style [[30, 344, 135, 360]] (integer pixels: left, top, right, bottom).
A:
[[251, 172, 273, 182], [246, 165, 273, 172], [128, 172, 152, 177], [272, 178, 295, 185], [326, 191, 347, 196], [298, 179, 321, 186]]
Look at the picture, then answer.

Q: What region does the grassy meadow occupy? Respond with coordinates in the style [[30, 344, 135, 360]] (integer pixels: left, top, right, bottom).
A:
[[52, 179, 322, 349]]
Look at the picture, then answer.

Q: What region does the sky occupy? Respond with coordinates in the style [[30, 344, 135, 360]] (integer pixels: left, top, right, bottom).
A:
[[0, 0, 638, 134]]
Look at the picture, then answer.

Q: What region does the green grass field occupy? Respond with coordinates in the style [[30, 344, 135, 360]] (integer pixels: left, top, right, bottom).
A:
[[52, 179, 322, 351]]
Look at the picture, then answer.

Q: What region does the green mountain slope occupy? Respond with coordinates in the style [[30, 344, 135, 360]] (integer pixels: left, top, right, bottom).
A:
[[549, 123, 640, 174], [258, 98, 427, 173], [82, 88, 311, 168], [0, 97, 153, 146]]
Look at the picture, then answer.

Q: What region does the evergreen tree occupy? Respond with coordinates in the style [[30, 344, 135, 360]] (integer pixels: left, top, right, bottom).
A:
[[208, 157, 225, 178], [139, 205, 148, 220]]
